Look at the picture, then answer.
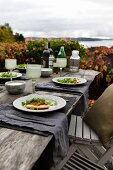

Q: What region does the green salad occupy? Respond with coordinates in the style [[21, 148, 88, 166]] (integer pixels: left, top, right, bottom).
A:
[[17, 64, 27, 69], [22, 98, 57, 110], [57, 78, 80, 84], [0, 72, 17, 78]]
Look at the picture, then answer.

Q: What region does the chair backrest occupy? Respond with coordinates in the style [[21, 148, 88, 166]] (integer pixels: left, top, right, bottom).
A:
[[56, 117, 105, 170], [68, 115, 99, 144], [68, 115, 113, 169], [60, 148, 105, 170]]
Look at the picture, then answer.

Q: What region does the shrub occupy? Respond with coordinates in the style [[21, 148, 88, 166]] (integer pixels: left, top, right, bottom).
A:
[[0, 39, 86, 70], [80, 46, 113, 86]]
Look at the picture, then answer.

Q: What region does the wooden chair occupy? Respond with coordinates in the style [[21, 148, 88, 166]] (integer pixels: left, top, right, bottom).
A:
[[54, 115, 113, 170], [55, 84, 113, 170], [68, 115, 113, 170]]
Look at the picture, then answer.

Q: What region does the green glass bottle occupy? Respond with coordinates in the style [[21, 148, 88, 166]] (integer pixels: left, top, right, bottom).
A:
[[58, 46, 66, 58], [57, 46, 67, 76]]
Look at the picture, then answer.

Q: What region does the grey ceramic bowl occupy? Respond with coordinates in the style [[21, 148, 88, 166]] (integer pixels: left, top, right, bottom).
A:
[[5, 80, 26, 94], [41, 68, 52, 77]]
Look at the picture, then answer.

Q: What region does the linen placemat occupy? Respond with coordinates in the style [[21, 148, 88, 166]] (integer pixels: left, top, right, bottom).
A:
[[0, 104, 69, 164], [35, 80, 91, 95], [35, 80, 90, 113]]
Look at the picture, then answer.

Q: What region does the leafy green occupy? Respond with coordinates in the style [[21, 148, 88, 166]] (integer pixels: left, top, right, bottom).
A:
[[57, 78, 79, 84], [0, 72, 17, 78], [17, 64, 27, 69], [22, 98, 57, 107]]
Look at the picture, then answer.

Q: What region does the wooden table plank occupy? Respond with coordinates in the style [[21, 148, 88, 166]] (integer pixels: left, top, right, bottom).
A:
[[0, 129, 52, 170]]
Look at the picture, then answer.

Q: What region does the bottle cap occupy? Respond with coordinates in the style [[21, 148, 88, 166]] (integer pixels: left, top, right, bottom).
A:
[[71, 50, 80, 59], [72, 50, 79, 56]]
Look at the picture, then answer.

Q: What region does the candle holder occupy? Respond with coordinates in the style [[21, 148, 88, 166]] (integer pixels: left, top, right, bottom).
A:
[[26, 64, 41, 93], [5, 59, 17, 81], [56, 58, 67, 77]]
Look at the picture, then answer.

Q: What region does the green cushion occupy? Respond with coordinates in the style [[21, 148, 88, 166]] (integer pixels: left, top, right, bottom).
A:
[[83, 84, 113, 146]]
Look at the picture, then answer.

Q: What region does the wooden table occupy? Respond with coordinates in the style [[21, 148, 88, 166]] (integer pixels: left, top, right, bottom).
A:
[[0, 69, 100, 170], [0, 77, 82, 170]]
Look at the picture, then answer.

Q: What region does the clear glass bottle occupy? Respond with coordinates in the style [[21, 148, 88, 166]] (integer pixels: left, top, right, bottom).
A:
[[42, 42, 50, 68], [70, 50, 80, 72]]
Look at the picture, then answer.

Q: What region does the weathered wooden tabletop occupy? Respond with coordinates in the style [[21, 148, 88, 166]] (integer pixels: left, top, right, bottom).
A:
[[0, 74, 82, 170], [0, 69, 99, 170]]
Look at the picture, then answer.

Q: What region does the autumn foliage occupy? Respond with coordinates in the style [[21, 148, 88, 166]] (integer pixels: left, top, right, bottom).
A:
[[80, 46, 113, 86], [0, 40, 113, 87], [0, 39, 86, 71]]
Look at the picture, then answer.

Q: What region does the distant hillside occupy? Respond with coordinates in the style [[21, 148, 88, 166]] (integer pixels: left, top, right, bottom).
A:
[[25, 37, 113, 41], [63, 37, 113, 41], [75, 37, 102, 41]]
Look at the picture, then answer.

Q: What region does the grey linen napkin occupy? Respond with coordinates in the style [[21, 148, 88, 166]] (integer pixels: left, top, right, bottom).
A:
[[19, 76, 29, 80], [35, 80, 91, 94], [18, 74, 29, 80], [35, 69, 99, 94], [0, 104, 69, 164], [35, 81, 91, 113]]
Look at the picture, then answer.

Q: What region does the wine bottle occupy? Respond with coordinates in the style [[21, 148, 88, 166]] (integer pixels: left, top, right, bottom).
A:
[[48, 42, 54, 69], [42, 42, 50, 68]]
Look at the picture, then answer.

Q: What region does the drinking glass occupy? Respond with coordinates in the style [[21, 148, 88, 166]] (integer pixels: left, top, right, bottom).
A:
[[56, 58, 67, 76], [26, 64, 41, 93], [5, 59, 17, 81]]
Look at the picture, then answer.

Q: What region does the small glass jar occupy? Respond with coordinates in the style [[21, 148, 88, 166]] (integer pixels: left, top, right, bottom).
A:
[[69, 50, 80, 72]]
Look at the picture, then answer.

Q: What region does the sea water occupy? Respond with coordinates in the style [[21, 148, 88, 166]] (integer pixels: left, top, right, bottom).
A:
[[79, 39, 113, 48]]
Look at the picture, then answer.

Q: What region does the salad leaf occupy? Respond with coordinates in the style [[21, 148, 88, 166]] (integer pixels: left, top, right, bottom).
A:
[[57, 78, 79, 84], [22, 98, 57, 109], [0, 72, 17, 78], [17, 64, 27, 69]]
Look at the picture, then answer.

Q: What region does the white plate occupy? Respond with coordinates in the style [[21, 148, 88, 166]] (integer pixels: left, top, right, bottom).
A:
[[13, 94, 66, 113], [0, 72, 22, 79], [52, 77, 87, 85]]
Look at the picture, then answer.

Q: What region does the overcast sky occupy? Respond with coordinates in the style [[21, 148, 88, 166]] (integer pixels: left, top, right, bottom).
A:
[[0, 0, 113, 38]]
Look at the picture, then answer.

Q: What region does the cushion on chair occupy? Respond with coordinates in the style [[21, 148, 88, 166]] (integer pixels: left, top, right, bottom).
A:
[[83, 84, 113, 146]]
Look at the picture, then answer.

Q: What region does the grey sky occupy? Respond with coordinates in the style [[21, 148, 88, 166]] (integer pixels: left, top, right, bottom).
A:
[[0, 0, 113, 38]]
